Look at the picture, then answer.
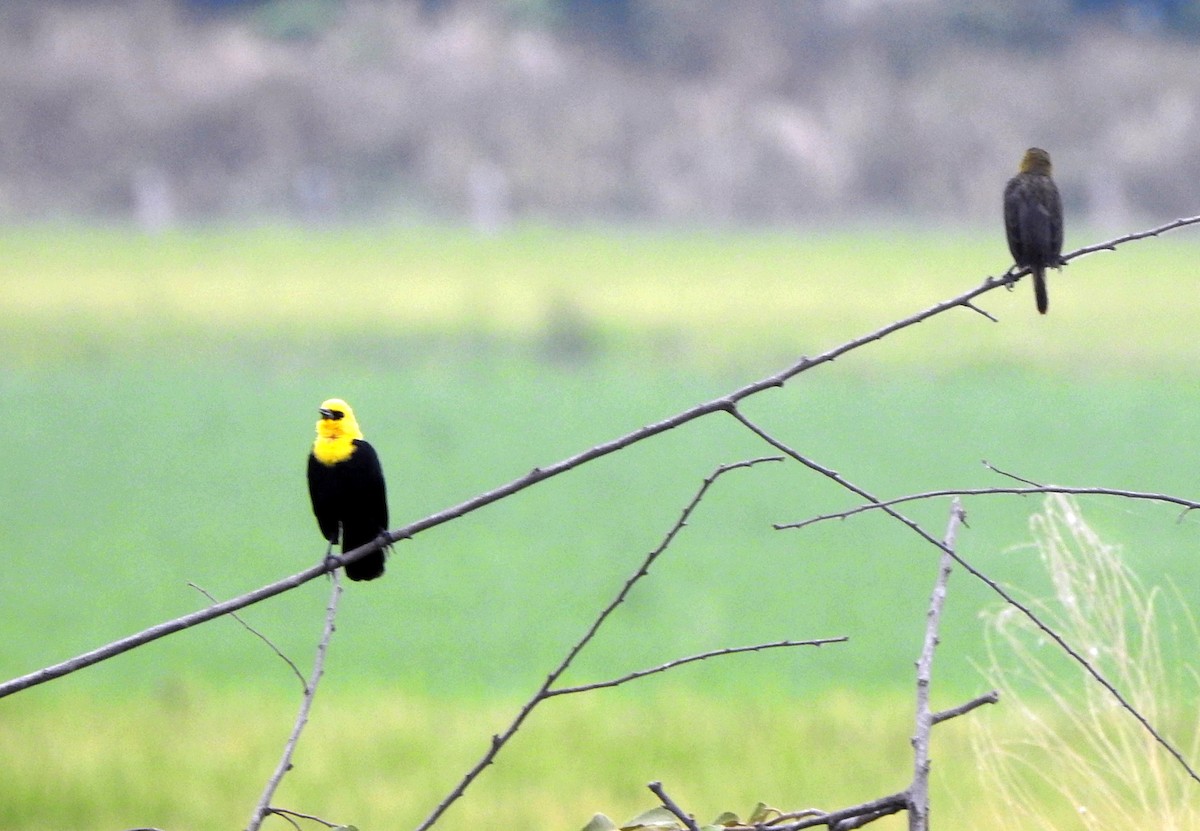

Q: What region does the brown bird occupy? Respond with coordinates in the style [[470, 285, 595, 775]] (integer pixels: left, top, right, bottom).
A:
[[1004, 147, 1064, 314]]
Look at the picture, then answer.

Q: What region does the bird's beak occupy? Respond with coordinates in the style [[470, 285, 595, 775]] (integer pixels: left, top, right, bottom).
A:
[[318, 408, 335, 419]]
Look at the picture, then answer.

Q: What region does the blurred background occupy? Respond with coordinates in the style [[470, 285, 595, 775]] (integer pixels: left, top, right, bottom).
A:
[[2, 0, 1199, 228], [3, 2, 1200, 829]]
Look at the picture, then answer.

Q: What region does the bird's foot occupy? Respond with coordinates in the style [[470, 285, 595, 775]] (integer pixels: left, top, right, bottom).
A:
[[321, 541, 341, 574]]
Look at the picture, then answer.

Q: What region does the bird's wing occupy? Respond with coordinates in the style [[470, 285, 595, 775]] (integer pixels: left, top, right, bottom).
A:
[[307, 452, 341, 543], [350, 439, 389, 531]]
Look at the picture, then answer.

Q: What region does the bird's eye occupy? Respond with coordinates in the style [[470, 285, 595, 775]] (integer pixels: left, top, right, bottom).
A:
[[328, 410, 344, 420]]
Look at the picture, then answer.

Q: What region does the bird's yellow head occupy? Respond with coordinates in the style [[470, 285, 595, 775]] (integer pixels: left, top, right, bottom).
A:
[[1018, 147, 1053, 176], [313, 398, 364, 464]]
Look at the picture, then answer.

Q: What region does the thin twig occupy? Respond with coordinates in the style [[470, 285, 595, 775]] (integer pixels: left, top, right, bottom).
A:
[[269, 813, 301, 831], [909, 500, 965, 831], [728, 405, 1200, 785], [188, 582, 306, 689], [413, 457, 782, 831], [774, 485, 1200, 531], [648, 781, 701, 831], [981, 460, 1043, 487], [931, 690, 1000, 725], [266, 807, 338, 828], [546, 638, 847, 697], [246, 572, 343, 831], [3, 217, 1196, 701]]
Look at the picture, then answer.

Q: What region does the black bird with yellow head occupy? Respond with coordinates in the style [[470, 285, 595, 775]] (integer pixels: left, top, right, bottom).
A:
[[307, 398, 390, 581]]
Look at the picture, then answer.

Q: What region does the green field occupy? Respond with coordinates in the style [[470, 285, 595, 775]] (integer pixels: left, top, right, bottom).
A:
[[2, 225, 1199, 829]]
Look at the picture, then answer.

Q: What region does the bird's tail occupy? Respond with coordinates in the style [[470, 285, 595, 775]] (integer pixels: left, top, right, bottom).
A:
[[1033, 267, 1048, 315], [343, 532, 387, 581]]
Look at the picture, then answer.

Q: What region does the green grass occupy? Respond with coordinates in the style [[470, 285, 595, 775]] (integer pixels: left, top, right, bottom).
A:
[[3, 225, 1200, 829], [0, 685, 1067, 831], [4, 223, 1200, 370]]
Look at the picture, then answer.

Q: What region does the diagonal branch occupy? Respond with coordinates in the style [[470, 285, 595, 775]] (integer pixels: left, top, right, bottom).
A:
[[727, 405, 1200, 785], [648, 782, 701, 831], [3, 217, 1196, 701], [378, 215, 1200, 555]]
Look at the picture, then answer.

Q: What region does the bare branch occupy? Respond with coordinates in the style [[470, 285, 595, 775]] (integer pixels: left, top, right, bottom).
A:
[[931, 690, 999, 725], [909, 500, 965, 831], [270, 813, 302, 831], [775, 485, 1200, 531], [648, 781, 701, 831], [414, 457, 781, 831], [1062, 213, 1200, 261], [265, 807, 338, 828], [546, 638, 847, 697], [246, 572, 343, 831], [728, 406, 1200, 785], [3, 217, 1195, 700], [188, 582, 306, 689], [981, 460, 1043, 486]]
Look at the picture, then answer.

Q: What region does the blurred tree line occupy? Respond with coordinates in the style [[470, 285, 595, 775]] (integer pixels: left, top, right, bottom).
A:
[[1, 0, 1198, 227]]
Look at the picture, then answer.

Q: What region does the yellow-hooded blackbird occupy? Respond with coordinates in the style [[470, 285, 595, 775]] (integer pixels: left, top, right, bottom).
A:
[[307, 398, 389, 581], [1004, 147, 1064, 314]]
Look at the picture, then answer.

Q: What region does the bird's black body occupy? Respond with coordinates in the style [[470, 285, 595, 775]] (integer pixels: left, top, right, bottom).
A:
[[307, 439, 389, 581], [1004, 148, 1063, 315]]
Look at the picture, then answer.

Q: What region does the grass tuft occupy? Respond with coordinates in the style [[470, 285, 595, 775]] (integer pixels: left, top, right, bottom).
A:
[[973, 494, 1200, 828]]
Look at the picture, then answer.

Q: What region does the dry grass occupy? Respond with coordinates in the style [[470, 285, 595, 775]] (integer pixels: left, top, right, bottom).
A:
[[973, 494, 1200, 829]]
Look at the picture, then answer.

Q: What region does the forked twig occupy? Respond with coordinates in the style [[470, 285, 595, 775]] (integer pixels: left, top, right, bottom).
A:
[[642, 502, 990, 831], [415, 457, 846, 831], [265, 807, 338, 828], [246, 572, 343, 831]]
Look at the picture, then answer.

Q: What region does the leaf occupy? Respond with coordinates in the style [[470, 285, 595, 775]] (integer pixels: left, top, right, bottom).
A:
[[710, 811, 742, 826], [622, 806, 685, 830], [747, 803, 781, 824], [582, 814, 620, 831]]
